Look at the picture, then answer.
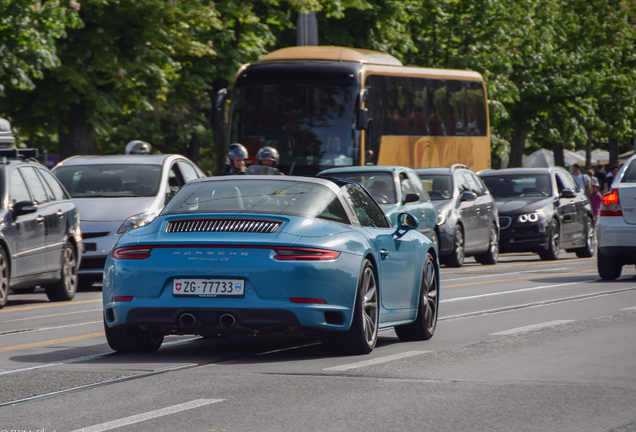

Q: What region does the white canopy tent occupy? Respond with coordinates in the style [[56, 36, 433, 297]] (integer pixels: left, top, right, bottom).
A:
[[522, 148, 585, 168], [574, 148, 610, 166]]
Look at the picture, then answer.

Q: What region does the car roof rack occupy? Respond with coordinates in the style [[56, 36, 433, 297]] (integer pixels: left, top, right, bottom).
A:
[[450, 164, 470, 171], [0, 148, 39, 163]]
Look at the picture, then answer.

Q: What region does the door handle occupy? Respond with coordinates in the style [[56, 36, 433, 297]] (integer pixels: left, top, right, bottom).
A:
[[380, 249, 389, 260], [36, 215, 44, 223]]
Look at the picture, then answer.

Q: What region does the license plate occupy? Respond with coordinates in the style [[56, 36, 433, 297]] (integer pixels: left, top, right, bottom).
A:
[[173, 279, 244, 297]]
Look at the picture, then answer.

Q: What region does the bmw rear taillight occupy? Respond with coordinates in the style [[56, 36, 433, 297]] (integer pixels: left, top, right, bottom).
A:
[[273, 247, 340, 261], [600, 189, 622, 216], [113, 246, 153, 259]]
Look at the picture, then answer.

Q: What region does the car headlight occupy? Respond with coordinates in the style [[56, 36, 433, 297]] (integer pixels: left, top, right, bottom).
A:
[[436, 210, 447, 226], [517, 210, 545, 223], [117, 213, 157, 234]]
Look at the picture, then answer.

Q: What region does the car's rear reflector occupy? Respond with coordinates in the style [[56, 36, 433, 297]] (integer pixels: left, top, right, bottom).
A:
[[600, 189, 622, 216], [273, 247, 340, 261], [290, 298, 328, 304], [113, 246, 153, 259], [112, 296, 133, 302]]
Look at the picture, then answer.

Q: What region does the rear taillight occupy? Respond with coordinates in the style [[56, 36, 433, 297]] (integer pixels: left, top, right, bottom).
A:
[[113, 246, 153, 259], [112, 296, 133, 302], [600, 189, 622, 216], [290, 298, 328, 304], [273, 247, 340, 261]]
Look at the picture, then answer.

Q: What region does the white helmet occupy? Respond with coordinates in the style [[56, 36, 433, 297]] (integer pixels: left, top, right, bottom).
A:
[[125, 140, 152, 155]]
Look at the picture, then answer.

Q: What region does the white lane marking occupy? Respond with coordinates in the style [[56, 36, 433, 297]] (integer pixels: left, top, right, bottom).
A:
[[0, 309, 102, 323], [490, 320, 574, 336], [69, 398, 224, 432], [0, 321, 101, 337], [442, 268, 570, 282], [324, 351, 429, 371], [620, 306, 636, 311], [440, 280, 597, 303]]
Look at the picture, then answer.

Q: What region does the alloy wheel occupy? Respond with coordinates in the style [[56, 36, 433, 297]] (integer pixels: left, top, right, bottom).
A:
[[361, 266, 378, 347]]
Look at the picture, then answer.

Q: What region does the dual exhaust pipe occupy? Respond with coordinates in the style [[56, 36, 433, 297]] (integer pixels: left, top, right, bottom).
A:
[[178, 312, 237, 328]]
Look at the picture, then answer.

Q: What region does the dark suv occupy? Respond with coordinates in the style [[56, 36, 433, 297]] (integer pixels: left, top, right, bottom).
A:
[[416, 165, 499, 267], [0, 149, 82, 308], [478, 167, 595, 260]]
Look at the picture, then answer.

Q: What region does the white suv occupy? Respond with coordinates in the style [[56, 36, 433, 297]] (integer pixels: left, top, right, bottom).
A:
[[597, 154, 636, 279]]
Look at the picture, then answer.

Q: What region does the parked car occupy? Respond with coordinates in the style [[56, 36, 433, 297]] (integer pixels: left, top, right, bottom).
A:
[[317, 166, 438, 250], [597, 154, 636, 279], [102, 176, 439, 355], [416, 165, 499, 267], [0, 149, 82, 308], [52, 154, 205, 287], [478, 167, 595, 260]]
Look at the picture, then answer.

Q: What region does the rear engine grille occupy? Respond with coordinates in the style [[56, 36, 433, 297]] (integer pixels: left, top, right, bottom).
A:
[[166, 219, 282, 233], [499, 216, 512, 229]]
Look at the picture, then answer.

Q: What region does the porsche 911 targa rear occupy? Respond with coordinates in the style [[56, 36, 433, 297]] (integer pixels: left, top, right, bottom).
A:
[[103, 176, 439, 355]]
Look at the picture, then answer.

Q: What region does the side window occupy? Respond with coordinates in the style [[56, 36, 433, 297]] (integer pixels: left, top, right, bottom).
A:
[[35, 169, 57, 202], [558, 172, 578, 192], [39, 169, 70, 201], [343, 184, 389, 228], [399, 172, 417, 202], [177, 161, 200, 183], [473, 174, 488, 196], [10, 169, 31, 204], [20, 167, 49, 204], [456, 173, 471, 193], [465, 173, 484, 196], [408, 172, 429, 202], [317, 196, 350, 224]]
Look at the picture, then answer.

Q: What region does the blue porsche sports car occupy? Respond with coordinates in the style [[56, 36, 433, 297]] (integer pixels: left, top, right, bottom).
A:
[[102, 176, 439, 355]]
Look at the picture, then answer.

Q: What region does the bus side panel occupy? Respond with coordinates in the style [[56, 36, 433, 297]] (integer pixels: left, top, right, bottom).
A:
[[377, 136, 491, 171]]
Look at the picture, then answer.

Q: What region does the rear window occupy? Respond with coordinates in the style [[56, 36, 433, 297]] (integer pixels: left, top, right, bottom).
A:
[[163, 179, 349, 223], [54, 164, 162, 198], [621, 160, 636, 183]]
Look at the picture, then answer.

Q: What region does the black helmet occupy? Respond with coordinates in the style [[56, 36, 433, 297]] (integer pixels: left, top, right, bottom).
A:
[[256, 146, 279, 167], [227, 143, 248, 164], [125, 140, 151, 155]]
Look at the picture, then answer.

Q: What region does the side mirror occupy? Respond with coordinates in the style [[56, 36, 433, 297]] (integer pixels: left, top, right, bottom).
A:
[[560, 189, 576, 199], [213, 88, 228, 130], [12, 200, 37, 217], [460, 191, 477, 202], [394, 212, 418, 238], [403, 193, 420, 204]]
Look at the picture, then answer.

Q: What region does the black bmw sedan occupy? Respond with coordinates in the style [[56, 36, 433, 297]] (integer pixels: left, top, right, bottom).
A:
[[478, 167, 595, 260]]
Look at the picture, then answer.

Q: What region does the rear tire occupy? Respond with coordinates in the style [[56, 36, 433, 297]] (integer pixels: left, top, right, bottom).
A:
[[539, 219, 560, 261], [45, 243, 78, 302], [445, 226, 465, 267], [575, 216, 596, 258], [104, 320, 164, 353], [597, 249, 622, 280], [474, 223, 499, 265], [320, 259, 378, 355], [395, 253, 438, 341], [0, 248, 9, 309]]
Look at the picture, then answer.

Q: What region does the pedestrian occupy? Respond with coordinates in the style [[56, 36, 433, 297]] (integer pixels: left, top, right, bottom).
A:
[[595, 165, 606, 186], [572, 164, 591, 195], [589, 177, 603, 226], [221, 143, 248, 175], [603, 164, 620, 193]]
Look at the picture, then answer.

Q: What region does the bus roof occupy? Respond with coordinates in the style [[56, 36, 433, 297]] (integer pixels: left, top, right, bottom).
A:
[[258, 46, 403, 67]]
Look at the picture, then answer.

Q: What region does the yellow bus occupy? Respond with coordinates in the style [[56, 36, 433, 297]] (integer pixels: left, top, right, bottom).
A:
[[218, 46, 490, 176]]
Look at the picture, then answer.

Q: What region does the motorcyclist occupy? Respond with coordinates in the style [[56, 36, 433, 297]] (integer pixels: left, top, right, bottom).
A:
[[247, 146, 283, 175], [221, 143, 248, 175], [125, 140, 152, 155]]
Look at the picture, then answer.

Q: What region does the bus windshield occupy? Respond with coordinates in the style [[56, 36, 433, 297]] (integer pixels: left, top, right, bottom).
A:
[[229, 83, 360, 176]]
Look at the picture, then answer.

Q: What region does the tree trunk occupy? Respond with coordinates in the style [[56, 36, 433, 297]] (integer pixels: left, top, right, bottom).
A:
[[508, 129, 527, 168], [209, 83, 228, 176], [585, 136, 592, 169], [552, 141, 564, 167], [58, 102, 98, 159], [608, 138, 619, 167], [188, 132, 201, 165]]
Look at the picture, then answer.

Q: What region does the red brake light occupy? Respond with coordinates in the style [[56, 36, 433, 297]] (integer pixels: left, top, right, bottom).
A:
[[600, 189, 622, 216], [112, 296, 133, 302], [273, 247, 340, 261], [113, 246, 153, 259], [290, 298, 328, 304]]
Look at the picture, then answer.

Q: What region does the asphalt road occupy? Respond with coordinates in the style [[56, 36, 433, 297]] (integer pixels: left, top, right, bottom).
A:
[[1, 252, 635, 432]]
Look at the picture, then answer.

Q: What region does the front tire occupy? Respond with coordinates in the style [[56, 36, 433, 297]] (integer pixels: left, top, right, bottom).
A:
[[45, 242, 78, 302], [0, 248, 9, 309], [445, 226, 465, 267], [395, 253, 438, 341], [320, 259, 379, 355], [597, 249, 622, 280], [575, 216, 596, 258], [539, 219, 560, 261], [475, 223, 499, 265], [104, 320, 164, 353]]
